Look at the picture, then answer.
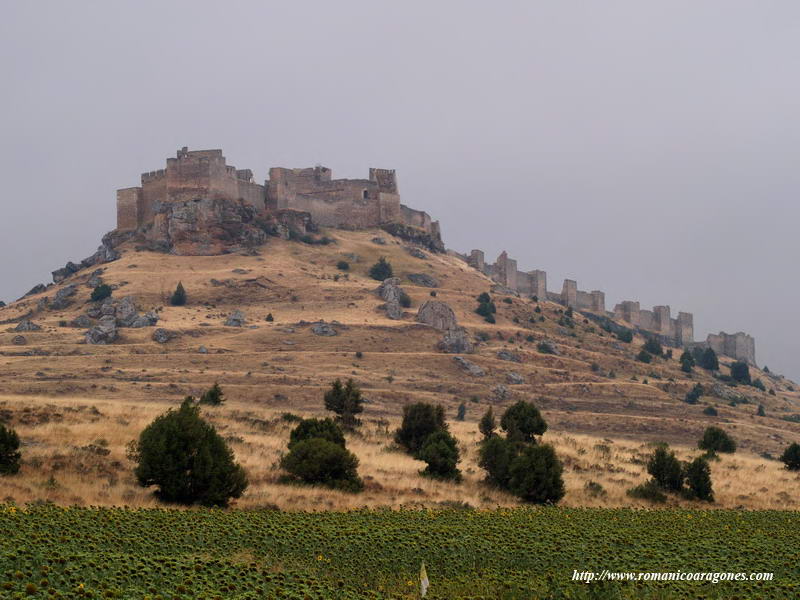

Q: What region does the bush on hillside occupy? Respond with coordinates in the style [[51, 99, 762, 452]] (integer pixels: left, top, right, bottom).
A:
[[170, 282, 187, 306], [199, 382, 224, 406], [780, 442, 800, 471], [699, 348, 719, 371], [323, 379, 364, 429], [684, 456, 714, 501], [368, 257, 393, 281], [132, 398, 247, 507], [280, 438, 362, 492], [500, 400, 547, 444], [507, 444, 565, 504], [627, 480, 667, 503], [478, 407, 496, 439], [730, 361, 751, 384], [0, 423, 21, 476], [698, 426, 736, 454], [394, 402, 447, 456], [478, 435, 515, 487], [90, 284, 112, 302], [646, 446, 684, 492], [684, 384, 703, 405], [643, 338, 663, 357], [418, 430, 461, 481], [288, 418, 345, 450]]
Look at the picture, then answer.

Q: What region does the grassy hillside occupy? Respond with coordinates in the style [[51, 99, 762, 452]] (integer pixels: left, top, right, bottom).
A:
[[0, 228, 799, 509]]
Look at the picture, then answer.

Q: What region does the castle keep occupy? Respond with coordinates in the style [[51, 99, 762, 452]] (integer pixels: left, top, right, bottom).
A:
[[460, 248, 756, 364], [117, 147, 441, 241]]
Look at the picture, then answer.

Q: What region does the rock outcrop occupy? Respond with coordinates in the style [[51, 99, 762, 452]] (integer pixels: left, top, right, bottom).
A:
[[406, 273, 439, 288], [506, 372, 525, 385], [453, 356, 485, 377], [15, 320, 41, 332], [375, 278, 405, 320], [11, 335, 26, 345], [152, 328, 173, 344], [416, 301, 457, 331], [438, 327, 474, 354], [311, 322, 338, 336], [50, 284, 78, 310], [86, 316, 118, 344], [224, 310, 247, 327], [496, 349, 522, 363]]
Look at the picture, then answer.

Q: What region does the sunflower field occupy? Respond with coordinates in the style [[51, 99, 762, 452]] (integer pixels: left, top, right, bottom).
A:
[[0, 504, 798, 599]]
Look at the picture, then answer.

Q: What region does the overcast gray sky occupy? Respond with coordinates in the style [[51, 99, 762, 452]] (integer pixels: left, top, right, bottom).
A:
[[1, 1, 798, 379]]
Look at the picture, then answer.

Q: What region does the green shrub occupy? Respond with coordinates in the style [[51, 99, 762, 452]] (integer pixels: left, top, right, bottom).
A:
[[477, 292, 491, 304], [265, 313, 274, 322], [418, 430, 461, 481], [0, 423, 21, 476], [394, 403, 446, 456], [483, 313, 496, 324], [502, 297, 513, 304], [280, 438, 362, 492], [643, 338, 663, 356], [699, 348, 719, 371], [780, 442, 800, 471], [752, 378, 766, 391], [702, 406, 718, 416], [684, 456, 714, 501], [636, 350, 652, 364], [288, 418, 345, 450], [646, 446, 684, 492], [456, 402, 466, 422], [627, 480, 667, 503], [368, 257, 393, 281], [336, 260, 350, 271], [478, 407, 496, 439], [537, 342, 555, 355], [756, 404, 765, 417], [170, 282, 187, 306], [399, 291, 412, 308], [323, 379, 364, 429], [684, 384, 703, 405], [698, 426, 736, 454], [507, 444, 565, 504], [730, 361, 751, 384], [478, 435, 515, 487], [199, 382, 224, 406], [500, 401, 547, 444], [132, 398, 248, 507], [616, 330, 633, 343], [90, 284, 112, 302]]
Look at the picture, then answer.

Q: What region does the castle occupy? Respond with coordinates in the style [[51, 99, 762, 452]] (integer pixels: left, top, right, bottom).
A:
[[114, 147, 755, 365], [459, 249, 756, 365], [116, 147, 440, 243]]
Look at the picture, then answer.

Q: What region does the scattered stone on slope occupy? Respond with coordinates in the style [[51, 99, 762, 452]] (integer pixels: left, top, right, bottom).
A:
[[198, 346, 208, 354], [453, 356, 485, 377], [438, 327, 474, 354], [538, 340, 559, 355], [405, 246, 427, 259], [115, 296, 139, 327], [130, 311, 159, 328], [70, 315, 94, 328], [15, 319, 41, 332], [36, 297, 50, 312], [152, 328, 173, 344], [85, 316, 117, 345], [496, 349, 522, 363], [492, 384, 510, 402], [506, 372, 525, 385], [50, 284, 78, 310], [224, 310, 247, 327], [416, 301, 457, 331], [710, 383, 752, 405], [375, 277, 404, 320], [311, 322, 338, 336], [406, 273, 439, 288], [86, 269, 104, 288], [11, 335, 26, 345], [371, 236, 387, 245]]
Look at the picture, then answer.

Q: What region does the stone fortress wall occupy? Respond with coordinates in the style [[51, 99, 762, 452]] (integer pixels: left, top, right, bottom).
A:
[[117, 148, 440, 241], [459, 248, 756, 365]]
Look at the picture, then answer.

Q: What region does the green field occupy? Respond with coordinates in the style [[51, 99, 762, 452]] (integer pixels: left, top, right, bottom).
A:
[[1, 505, 798, 599]]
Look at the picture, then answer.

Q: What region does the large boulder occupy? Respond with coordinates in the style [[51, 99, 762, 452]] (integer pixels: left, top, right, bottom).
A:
[[224, 310, 247, 327], [52, 262, 81, 284], [86, 315, 117, 344], [11, 335, 26, 345], [152, 328, 173, 344], [70, 314, 94, 328], [416, 301, 458, 331], [375, 277, 404, 320], [496, 349, 522, 363], [15, 320, 41, 332], [23, 284, 47, 298], [115, 296, 139, 327], [86, 269, 104, 289], [438, 327, 474, 354], [130, 311, 159, 328], [453, 356, 485, 377], [506, 372, 525, 385], [407, 273, 439, 288], [50, 284, 78, 310]]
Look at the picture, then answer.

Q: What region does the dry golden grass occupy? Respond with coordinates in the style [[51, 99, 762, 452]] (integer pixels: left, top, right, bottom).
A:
[[1, 228, 799, 510]]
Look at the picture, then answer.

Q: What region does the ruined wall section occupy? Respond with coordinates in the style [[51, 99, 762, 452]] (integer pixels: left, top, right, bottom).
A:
[[706, 331, 756, 365], [116, 188, 142, 231]]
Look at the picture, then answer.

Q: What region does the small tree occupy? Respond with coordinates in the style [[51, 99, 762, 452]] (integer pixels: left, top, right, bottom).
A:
[[698, 426, 736, 454], [780, 442, 800, 471], [280, 438, 362, 492], [756, 404, 766, 417], [636, 350, 652, 364], [0, 423, 21, 476], [478, 407, 496, 439], [478, 435, 515, 487], [684, 456, 714, 501], [643, 338, 663, 357], [699, 348, 719, 371], [288, 418, 345, 450], [170, 282, 187, 306], [680, 350, 695, 366], [91, 284, 112, 302], [199, 382, 224, 406], [617, 330, 633, 343], [647, 445, 684, 492], [336, 260, 350, 271], [265, 313, 274, 322], [500, 401, 547, 444], [456, 402, 466, 421], [507, 444, 565, 504], [730, 361, 751, 384], [368, 257, 393, 281], [323, 379, 364, 429], [418, 430, 461, 481], [395, 402, 446, 456], [684, 384, 703, 405], [132, 398, 248, 507]]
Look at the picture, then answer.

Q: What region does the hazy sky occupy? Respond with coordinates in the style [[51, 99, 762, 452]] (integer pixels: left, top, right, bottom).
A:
[[1, 1, 798, 379]]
